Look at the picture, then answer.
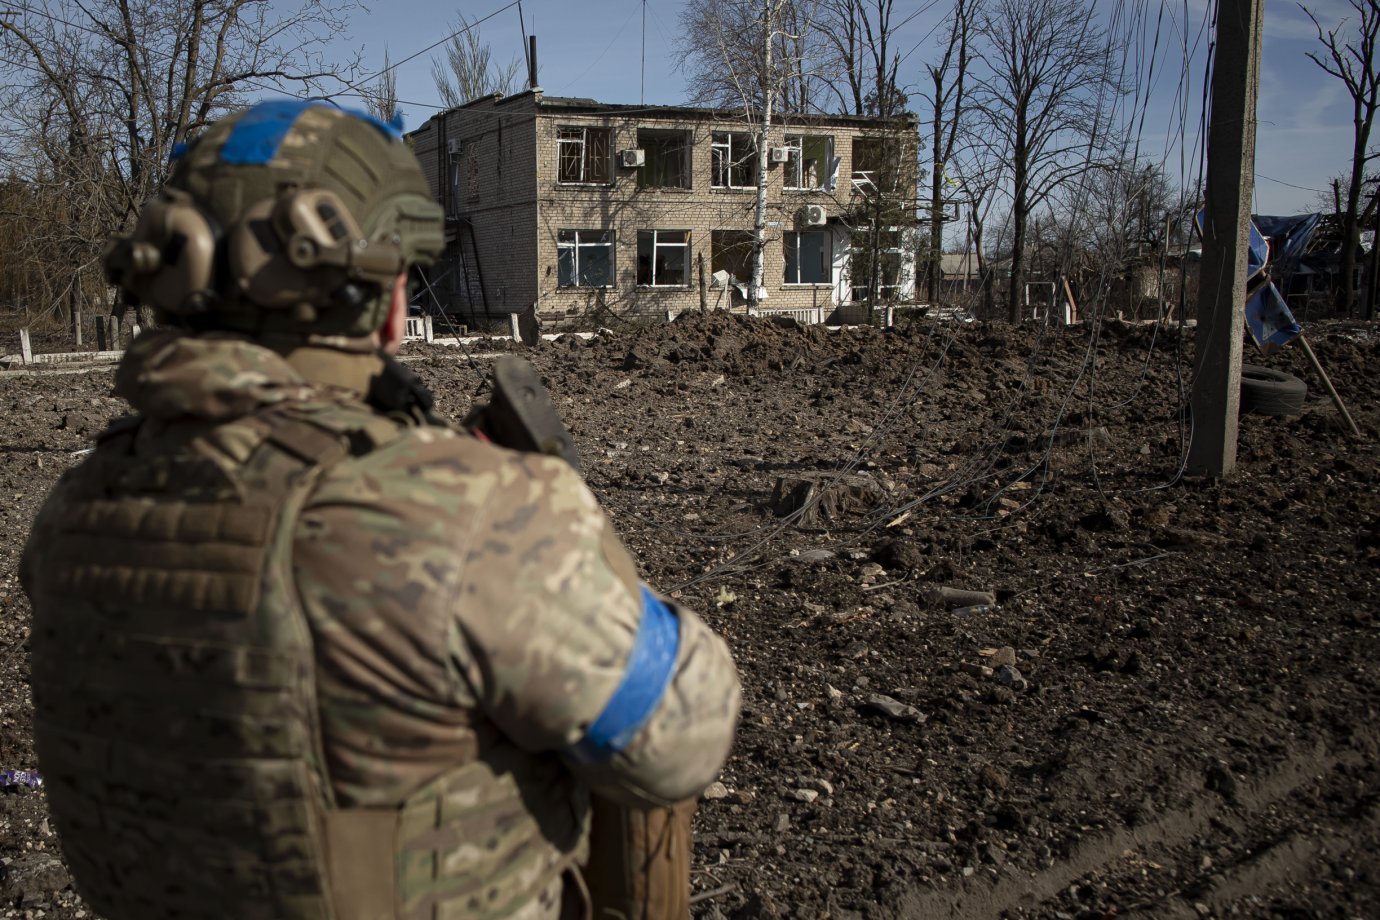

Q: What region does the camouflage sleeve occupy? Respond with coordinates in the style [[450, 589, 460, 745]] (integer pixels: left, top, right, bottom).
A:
[[450, 452, 741, 807]]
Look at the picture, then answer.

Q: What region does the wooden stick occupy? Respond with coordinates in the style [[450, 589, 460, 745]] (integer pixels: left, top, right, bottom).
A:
[[1061, 276, 1079, 324], [19, 328, 32, 365], [1296, 334, 1362, 439]]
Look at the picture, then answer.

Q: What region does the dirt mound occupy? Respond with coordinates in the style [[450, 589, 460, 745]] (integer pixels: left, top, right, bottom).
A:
[[2, 316, 1378, 919]]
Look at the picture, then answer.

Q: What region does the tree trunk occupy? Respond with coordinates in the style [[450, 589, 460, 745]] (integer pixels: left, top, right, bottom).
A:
[[749, 1, 775, 311], [1007, 113, 1029, 323], [929, 71, 944, 304], [1008, 203, 1027, 323]]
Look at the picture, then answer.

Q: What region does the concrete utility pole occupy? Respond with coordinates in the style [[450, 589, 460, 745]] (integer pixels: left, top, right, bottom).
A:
[[1188, 0, 1264, 478]]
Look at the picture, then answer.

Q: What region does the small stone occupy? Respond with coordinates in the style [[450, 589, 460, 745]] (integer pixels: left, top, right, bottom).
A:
[[862, 693, 926, 724], [792, 788, 820, 804], [814, 778, 835, 796], [961, 663, 994, 678], [825, 684, 844, 700], [995, 665, 1029, 692], [978, 764, 1009, 790], [1194, 903, 1210, 916], [702, 782, 730, 800], [988, 687, 1017, 705], [795, 549, 836, 564], [843, 641, 869, 660], [962, 866, 975, 878], [776, 813, 790, 832], [990, 646, 1017, 667]]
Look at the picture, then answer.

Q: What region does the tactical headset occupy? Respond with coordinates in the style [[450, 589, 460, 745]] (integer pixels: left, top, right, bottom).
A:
[[103, 101, 445, 336]]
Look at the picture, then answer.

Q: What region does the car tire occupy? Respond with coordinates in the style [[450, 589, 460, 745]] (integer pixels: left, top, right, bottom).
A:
[[1240, 364, 1307, 417]]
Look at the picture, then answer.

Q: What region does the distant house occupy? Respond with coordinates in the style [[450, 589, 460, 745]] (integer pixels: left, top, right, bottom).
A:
[[408, 91, 920, 328]]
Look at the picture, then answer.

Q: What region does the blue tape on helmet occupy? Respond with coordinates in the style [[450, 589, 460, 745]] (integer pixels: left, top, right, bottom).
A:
[[220, 99, 322, 165], [219, 100, 404, 166], [572, 586, 680, 762]]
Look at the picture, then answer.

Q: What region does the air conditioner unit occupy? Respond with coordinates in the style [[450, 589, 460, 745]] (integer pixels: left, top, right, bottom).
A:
[[801, 204, 827, 226], [619, 148, 646, 168], [768, 146, 790, 164], [447, 139, 459, 155]]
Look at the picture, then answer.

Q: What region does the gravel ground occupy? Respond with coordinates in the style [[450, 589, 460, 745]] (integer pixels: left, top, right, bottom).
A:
[[2, 313, 1377, 919]]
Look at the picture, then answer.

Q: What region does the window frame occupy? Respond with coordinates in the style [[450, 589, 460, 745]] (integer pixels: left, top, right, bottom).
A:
[[784, 230, 832, 286], [556, 125, 613, 185], [848, 228, 909, 302], [783, 134, 832, 191], [637, 129, 692, 190], [711, 131, 758, 189], [710, 229, 756, 286], [556, 229, 616, 288], [636, 229, 692, 288]]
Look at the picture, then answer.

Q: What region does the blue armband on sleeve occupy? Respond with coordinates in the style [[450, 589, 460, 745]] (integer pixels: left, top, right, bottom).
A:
[[571, 586, 680, 763]]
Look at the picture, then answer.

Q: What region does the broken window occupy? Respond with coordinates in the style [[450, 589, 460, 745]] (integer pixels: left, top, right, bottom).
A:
[[851, 136, 906, 194], [637, 129, 691, 189], [849, 230, 908, 302], [557, 126, 612, 184], [637, 230, 691, 286], [557, 230, 614, 287], [784, 231, 831, 284], [712, 132, 757, 189], [711, 230, 755, 285], [783, 135, 833, 190]]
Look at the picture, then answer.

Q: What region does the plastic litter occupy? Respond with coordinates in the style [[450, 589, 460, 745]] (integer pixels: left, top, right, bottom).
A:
[[0, 770, 43, 789]]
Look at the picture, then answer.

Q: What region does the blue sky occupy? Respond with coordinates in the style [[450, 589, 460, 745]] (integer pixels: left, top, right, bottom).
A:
[[328, 0, 1363, 218]]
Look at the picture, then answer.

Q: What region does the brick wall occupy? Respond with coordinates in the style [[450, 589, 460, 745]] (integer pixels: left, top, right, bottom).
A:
[[411, 94, 540, 326], [411, 95, 919, 326]]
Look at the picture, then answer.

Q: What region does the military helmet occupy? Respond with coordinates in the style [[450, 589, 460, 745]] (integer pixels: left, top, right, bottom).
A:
[[104, 100, 445, 337]]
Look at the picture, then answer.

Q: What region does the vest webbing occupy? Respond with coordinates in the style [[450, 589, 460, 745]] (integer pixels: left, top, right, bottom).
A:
[[31, 400, 589, 920], [30, 406, 375, 919]]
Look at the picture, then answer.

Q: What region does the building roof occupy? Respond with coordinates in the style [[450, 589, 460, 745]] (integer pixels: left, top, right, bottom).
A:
[[413, 89, 918, 134]]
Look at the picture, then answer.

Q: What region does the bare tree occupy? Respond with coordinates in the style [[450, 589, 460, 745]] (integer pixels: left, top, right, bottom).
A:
[[1047, 157, 1178, 315], [430, 13, 521, 108], [814, 0, 903, 116], [1302, 0, 1380, 316], [677, 0, 820, 307], [970, 0, 1122, 322], [951, 134, 1007, 317], [921, 0, 972, 303], [0, 0, 359, 327], [360, 49, 401, 125]]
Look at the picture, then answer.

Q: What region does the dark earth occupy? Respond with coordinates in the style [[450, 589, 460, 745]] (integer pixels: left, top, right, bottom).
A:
[[1, 313, 1377, 919]]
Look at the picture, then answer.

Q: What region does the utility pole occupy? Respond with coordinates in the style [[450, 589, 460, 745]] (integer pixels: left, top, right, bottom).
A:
[[1187, 0, 1264, 478]]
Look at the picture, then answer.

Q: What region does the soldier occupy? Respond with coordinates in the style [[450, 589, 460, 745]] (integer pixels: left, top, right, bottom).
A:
[[21, 100, 740, 920]]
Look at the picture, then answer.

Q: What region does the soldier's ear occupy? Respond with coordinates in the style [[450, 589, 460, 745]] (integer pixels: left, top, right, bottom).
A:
[[380, 272, 408, 355]]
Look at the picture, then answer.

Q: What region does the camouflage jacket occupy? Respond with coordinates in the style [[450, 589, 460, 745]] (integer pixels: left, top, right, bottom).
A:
[[22, 330, 741, 920]]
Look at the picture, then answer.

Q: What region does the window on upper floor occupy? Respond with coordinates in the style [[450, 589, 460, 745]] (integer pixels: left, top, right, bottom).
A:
[[851, 136, 908, 194], [637, 129, 692, 189], [637, 230, 691, 286], [557, 126, 612, 184], [712, 132, 757, 189], [557, 230, 614, 287], [784, 230, 831, 285], [783, 135, 834, 190]]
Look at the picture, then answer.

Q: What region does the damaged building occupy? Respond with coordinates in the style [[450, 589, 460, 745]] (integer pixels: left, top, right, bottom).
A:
[[408, 90, 920, 328]]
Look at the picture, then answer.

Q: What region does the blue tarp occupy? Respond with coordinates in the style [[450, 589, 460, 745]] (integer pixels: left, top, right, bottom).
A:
[[1252, 214, 1324, 263], [1246, 281, 1302, 349], [1195, 210, 1270, 278]]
